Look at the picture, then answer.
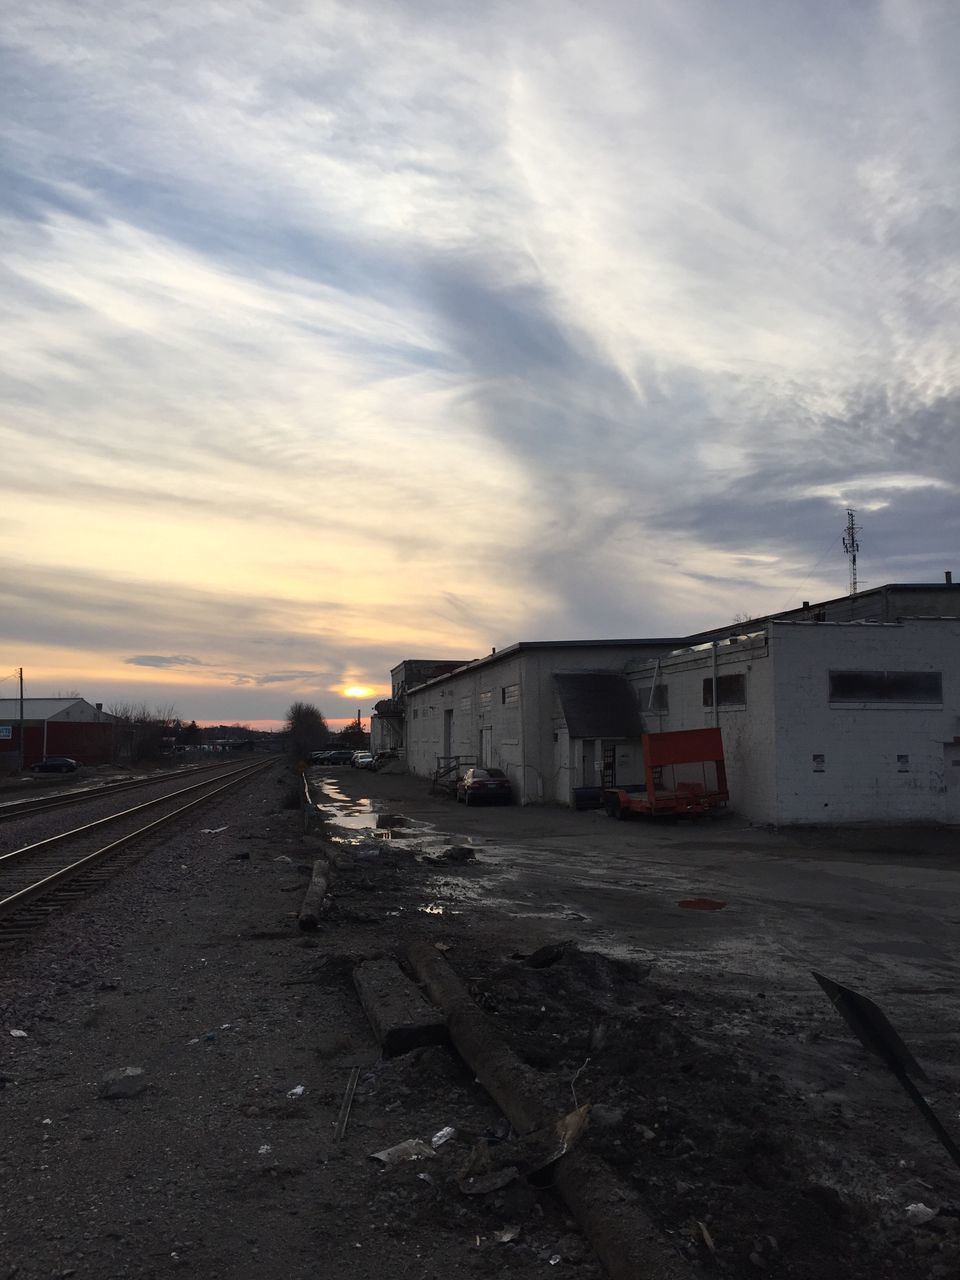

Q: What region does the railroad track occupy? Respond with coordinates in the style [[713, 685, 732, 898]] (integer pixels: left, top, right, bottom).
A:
[[0, 756, 276, 946], [0, 758, 262, 823]]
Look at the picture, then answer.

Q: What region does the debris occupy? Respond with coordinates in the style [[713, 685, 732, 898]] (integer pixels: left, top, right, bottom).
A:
[[440, 844, 476, 863], [201, 826, 229, 834], [522, 1104, 591, 1171], [286, 1085, 305, 1099], [274, 854, 294, 864], [434, 942, 452, 953], [186, 1038, 200, 1046], [431, 1126, 457, 1148], [678, 898, 727, 911], [98, 1067, 147, 1099], [353, 957, 448, 1057], [495, 1225, 521, 1243], [258, 1144, 272, 1155], [9, 1029, 27, 1038], [638, 1124, 656, 1141], [906, 1202, 938, 1225], [549, 1256, 561, 1266], [697, 1221, 717, 1254], [335, 1067, 360, 1142], [369, 1139, 436, 1166], [298, 856, 335, 930]]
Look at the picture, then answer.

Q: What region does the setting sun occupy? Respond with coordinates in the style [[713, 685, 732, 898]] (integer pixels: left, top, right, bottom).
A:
[[343, 685, 375, 699]]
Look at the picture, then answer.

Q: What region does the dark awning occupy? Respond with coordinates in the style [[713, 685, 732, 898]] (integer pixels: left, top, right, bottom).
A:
[[554, 672, 644, 739]]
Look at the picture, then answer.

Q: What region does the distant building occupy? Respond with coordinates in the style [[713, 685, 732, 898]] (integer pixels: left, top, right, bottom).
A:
[[0, 698, 117, 770]]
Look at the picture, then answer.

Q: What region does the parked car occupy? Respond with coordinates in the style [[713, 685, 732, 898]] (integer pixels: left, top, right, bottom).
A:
[[351, 751, 374, 768], [29, 756, 79, 774], [456, 766, 512, 805], [370, 750, 399, 770], [314, 749, 353, 766]]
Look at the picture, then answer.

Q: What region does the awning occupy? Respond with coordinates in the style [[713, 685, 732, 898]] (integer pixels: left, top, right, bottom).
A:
[[554, 672, 644, 739]]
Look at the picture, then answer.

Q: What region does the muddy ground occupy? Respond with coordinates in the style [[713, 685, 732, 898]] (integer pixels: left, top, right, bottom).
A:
[[2, 760, 960, 1278]]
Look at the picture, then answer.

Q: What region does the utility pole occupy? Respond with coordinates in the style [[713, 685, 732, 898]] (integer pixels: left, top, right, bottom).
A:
[[18, 667, 24, 770], [843, 509, 861, 596]]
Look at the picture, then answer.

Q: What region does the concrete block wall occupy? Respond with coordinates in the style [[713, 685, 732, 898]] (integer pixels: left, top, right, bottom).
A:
[[629, 634, 779, 822], [771, 621, 959, 824]]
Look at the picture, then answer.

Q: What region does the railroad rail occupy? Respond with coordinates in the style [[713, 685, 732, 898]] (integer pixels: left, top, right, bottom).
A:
[[0, 758, 263, 824], [0, 756, 276, 945]]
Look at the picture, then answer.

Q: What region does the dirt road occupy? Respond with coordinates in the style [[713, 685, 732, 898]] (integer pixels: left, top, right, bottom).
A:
[[2, 761, 959, 1279]]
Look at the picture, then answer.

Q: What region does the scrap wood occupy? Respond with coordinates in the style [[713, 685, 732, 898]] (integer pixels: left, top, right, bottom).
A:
[[407, 939, 695, 1280]]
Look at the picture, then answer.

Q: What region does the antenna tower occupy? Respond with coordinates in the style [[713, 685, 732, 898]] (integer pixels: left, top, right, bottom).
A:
[[843, 508, 861, 596]]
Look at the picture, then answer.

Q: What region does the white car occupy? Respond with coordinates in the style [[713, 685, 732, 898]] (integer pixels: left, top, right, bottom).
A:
[[351, 751, 374, 768]]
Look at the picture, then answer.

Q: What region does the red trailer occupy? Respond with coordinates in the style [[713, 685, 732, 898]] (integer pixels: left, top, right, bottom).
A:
[[603, 727, 728, 818]]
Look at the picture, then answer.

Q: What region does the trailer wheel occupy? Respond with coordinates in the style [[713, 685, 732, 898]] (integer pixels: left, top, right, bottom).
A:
[[604, 794, 623, 819]]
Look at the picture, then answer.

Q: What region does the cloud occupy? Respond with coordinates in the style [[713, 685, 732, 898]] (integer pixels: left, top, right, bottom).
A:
[[2, 0, 959, 711], [124, 655, 204, 669]]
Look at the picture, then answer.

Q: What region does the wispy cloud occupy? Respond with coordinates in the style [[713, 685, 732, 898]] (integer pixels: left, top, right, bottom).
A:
[[3, 0, 960, 719]]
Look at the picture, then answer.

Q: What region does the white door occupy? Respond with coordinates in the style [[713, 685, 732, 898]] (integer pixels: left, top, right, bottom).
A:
[[480, 726, 493, 767], [945, 745, 960, 824]]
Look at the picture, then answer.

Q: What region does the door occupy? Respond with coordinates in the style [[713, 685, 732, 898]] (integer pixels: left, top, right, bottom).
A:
[[581, 739, 596, 787], [945, 744, 960, 824], [443, 709, 453, 758], [480, 725, 493, 767], [601, 743, 617, 788]]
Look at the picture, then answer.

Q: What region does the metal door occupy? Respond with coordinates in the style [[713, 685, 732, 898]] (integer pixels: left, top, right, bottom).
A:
[[581, 739, 596, 787], [480, 726, 493, 767]]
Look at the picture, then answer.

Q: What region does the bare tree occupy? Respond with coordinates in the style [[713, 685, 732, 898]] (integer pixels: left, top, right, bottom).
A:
[[285, 701, 330, 761], [107, 701, 179, 763]]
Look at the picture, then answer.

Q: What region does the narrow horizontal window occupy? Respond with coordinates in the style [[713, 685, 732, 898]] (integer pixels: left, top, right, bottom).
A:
[[828, 670, 942, 703], [479, 690, 492, 709], [502, 684, 520, 706]]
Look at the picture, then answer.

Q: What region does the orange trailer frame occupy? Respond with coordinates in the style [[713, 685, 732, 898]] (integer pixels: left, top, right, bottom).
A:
[[603, 727, 728, 818]]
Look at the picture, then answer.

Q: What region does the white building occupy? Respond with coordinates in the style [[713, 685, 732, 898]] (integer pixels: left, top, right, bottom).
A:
[[401, 640, 681, 805], [630, 618, 960, 824], [396, 579, 960, 824]]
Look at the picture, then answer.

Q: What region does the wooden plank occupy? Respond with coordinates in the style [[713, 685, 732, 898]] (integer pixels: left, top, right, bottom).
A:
[[353, 957, 448, 1057]]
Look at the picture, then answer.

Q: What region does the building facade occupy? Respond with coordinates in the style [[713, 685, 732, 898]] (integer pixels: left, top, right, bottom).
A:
[[392, 580, 960, 824], [0, 698, 117, 769], [629, 618, 960, 824]]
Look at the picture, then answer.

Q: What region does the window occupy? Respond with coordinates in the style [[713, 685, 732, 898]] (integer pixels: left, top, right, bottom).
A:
[[828, 670, 942, 704], [702, 674, 746, 707], [459, 695, 471, 712], [502, 683, 520, 706], [479, 690, 492, 709]]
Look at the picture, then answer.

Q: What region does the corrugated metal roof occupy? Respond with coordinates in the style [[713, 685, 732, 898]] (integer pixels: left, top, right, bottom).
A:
[[0, 698, 102, 721], [554, 673, 644, 740]]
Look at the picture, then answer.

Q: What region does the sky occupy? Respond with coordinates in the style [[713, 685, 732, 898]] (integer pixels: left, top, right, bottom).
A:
[[2, 0, 959, 729]]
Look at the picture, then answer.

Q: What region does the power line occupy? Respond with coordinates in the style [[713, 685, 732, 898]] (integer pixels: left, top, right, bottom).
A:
[[778, 533, 842, 613]]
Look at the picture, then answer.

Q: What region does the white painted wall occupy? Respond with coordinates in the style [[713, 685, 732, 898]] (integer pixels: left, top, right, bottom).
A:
[[628, 634, 779, 822], [771, 620, 959, 824]]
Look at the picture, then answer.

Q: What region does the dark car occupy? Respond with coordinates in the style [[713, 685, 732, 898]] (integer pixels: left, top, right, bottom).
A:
[[30, 756, 79, 774], [370, 750, 398, 770], [456, 767, 512, 805], [316, 750, 354, 766]]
